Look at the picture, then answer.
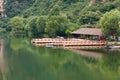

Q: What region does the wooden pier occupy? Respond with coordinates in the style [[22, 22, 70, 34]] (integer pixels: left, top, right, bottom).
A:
[[31, 38, 106, 49]]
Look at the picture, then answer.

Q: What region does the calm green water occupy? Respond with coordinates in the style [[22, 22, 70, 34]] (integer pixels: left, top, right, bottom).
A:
[[1, 37, 120, 80]]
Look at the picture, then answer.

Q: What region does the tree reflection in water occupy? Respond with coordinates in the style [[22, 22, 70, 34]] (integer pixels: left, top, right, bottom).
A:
[[2, 38, 120, 80]]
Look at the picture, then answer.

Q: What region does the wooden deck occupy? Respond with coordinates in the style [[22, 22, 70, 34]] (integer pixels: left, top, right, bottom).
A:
[[31, 38, 106, 49]]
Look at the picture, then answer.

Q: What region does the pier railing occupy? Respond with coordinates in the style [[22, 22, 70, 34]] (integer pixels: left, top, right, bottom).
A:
[[31, 38, 106, 49]]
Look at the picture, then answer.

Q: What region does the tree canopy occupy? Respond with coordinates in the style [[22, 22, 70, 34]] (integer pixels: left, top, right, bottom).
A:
[[99, 9, 120, 37], [9, 16, 25, 31], [1, 0, 120, 38]]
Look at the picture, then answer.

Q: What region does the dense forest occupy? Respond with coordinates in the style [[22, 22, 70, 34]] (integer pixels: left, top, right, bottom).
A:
[[0, 0, 120, 38]]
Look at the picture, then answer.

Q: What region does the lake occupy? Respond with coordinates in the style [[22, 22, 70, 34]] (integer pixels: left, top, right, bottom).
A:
[[0, 37, 120, 80]]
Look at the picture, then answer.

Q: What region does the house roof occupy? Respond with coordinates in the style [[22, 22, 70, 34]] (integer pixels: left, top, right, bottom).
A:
[[71, 28, 102, 36]]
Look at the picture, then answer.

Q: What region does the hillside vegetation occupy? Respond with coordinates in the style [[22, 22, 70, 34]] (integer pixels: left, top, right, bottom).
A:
[[0, 0, 120, 38]]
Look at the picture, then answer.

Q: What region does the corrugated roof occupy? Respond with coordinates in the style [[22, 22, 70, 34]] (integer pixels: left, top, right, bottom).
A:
[[72, 28, 102, 36]]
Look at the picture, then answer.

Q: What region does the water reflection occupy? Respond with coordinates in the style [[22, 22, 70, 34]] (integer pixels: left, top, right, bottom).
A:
[[102, 51, 120, 71], [2, 38, 120, 80], [81, 50, 120, 80]]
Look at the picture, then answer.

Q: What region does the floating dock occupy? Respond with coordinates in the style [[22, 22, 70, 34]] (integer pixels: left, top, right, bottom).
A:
[[31, 38, 106, 49]]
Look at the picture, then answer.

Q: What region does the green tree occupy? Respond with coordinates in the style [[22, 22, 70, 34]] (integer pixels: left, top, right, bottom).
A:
[[99, 9, 120, 39], [65, 23, 79, 36], [79, 11, 102, 25], [118, 21, 120, 35], [48, 5, 60, 17], [36, 16, 47, 37], [28, 16, 38, 37], [5, 0, 34, 17], [0, 17, 10, 33], [9, 16, 25, 32], [45, 16, 67, 37], [100, 2, 116, 13]]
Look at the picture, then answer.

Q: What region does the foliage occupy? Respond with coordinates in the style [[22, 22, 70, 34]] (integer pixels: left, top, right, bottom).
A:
[[9, 16, 25, 31], [36, 16, 47, 37], [0, 17, 9, 28], [65, 23, 79, 36], [79, 11, 102, 25], [1, 0, 120, 38], [100, 2, 116, 13], [27, 16, 38, 38], [45, 16, 67, 37], [5, 0, 34, 17], [48, 5, 60, 17], [99, 9, 120, 37]]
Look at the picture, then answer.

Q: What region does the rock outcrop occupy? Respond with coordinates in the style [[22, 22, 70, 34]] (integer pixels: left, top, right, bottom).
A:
[[0, 0, 6, 17]]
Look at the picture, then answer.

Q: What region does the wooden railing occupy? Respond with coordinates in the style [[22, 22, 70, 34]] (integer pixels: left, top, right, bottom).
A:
[[31, 38, 106, 49]]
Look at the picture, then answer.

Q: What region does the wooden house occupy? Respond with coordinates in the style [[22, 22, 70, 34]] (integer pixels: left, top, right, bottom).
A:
[[71, 28, 103, 40]]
